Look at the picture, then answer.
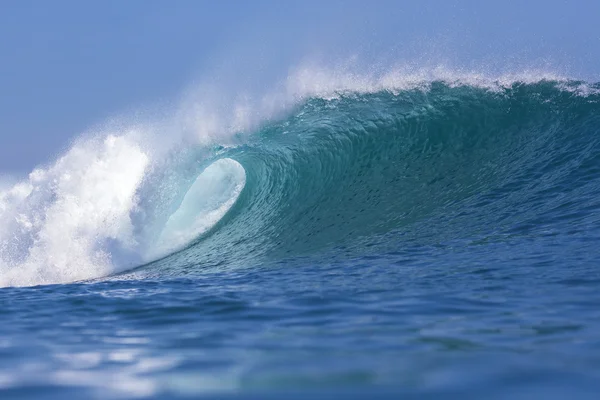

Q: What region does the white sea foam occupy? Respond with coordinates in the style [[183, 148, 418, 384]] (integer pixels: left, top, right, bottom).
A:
[[0, 135, 149, 287]]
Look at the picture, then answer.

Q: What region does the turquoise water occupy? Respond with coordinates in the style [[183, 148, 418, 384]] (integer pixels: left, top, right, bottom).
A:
[[1, 79, 600, 398]]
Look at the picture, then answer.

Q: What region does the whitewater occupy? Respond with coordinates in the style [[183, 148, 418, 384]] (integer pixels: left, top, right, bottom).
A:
[[2, 65, 600, 398]]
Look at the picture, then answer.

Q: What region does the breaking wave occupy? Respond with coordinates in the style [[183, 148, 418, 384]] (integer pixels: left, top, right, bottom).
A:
[[2, 66, 599, 287]]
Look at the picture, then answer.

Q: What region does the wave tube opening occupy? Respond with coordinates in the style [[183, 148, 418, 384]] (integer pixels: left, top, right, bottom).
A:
[[146, 158, 246, 262]]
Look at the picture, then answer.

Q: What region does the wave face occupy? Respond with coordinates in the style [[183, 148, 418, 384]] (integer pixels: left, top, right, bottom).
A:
[[1, 75, 600, 286], [142, 79, 600, 277]]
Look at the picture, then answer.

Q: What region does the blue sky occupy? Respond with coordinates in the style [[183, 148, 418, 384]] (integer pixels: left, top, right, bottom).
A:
[[1, 0, 599, 173]]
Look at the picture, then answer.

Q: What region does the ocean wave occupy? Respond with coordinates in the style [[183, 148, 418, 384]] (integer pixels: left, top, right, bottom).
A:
[[1, 67, 599, 287]]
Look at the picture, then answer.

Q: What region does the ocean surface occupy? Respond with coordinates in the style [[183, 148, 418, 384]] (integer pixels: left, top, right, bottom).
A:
[[1, 72, 600, 398]]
